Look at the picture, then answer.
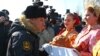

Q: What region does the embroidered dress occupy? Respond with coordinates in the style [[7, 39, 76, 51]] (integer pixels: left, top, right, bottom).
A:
[[73, 25, 100, 56], [50, 28, 78, 48]]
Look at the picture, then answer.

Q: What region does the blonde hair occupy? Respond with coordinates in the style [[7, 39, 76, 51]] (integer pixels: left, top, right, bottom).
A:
[[84, 0, 100, 24]]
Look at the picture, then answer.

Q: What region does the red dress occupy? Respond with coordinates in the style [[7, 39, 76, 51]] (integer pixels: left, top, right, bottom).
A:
[[50, 28, 78, 48]]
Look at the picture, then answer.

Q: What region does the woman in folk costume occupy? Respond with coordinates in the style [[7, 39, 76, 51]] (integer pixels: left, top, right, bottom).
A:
[[73, 0, 100, 56], [50, 13, 79, 48]]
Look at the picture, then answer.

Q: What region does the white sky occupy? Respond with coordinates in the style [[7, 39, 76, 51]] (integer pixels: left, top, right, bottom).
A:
[[0, 0, 32, 21], [0, 0, 84, 21]]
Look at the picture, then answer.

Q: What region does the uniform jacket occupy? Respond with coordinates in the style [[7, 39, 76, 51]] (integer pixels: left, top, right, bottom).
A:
[[6, 18, 40, 56]]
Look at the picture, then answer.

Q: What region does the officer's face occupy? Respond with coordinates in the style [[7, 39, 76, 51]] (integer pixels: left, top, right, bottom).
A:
[[31, 17, 45, 32]]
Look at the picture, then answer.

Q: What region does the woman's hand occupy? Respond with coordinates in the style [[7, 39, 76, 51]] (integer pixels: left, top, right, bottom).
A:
[[49, 35, 67, 46]]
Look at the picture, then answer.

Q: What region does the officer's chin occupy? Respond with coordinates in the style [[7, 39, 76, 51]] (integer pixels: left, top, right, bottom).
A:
[[40, 26, 46, 32], [40, 29, 45, 32], [0, 22, 4, 25], [37, 28, 43, 32]]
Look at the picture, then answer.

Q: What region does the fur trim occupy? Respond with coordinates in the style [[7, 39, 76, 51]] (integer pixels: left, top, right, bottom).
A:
[[19, 15, 39, 34]]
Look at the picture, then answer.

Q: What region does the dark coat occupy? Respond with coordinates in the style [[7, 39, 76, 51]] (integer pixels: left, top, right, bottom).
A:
[[6, 20, 40, 56], [0, 23, 10, 56]]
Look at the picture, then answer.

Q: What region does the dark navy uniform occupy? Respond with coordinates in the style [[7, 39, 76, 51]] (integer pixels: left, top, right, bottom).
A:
[[7, 5, 47, 56], [6, 21, 40, 56]]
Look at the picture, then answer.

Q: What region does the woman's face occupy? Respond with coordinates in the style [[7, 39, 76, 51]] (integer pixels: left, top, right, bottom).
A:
[[85, 10, 97, 25], [64, 14, 75, 28]]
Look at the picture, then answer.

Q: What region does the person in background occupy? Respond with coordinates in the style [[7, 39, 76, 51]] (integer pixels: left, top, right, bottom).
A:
[[2, 9, 9, 20], [0, 11, 11, 56], [49, 19, 60, 35], [2, 9, 12, 27], [37, 23, 55, 48], [6, 5, 46, 56], [50, 13, 78, 48], [37, 21, 54, 56]]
